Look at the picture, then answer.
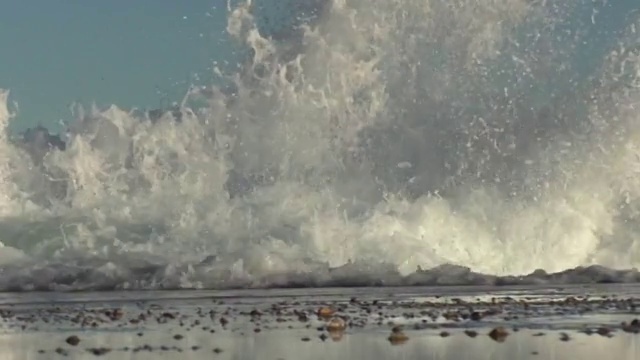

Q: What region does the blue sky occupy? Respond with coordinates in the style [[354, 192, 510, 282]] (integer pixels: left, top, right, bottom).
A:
[[0, 0, 237, 133], [1, 1, 637, 134]]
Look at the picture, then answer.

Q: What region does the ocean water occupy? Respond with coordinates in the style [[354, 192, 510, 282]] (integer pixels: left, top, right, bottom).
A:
[[1, 0, 640, 291]]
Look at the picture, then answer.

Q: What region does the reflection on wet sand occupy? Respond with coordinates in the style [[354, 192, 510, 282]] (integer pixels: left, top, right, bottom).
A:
[[0, 285, 638, 359], [0, 328, 639, 360]]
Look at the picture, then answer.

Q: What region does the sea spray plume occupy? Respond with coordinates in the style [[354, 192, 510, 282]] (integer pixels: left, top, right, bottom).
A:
[[19, 126, 66, 159], [0, 90, 18, 217], [0, 91, 42, 216], [0, 1, 639, 290]]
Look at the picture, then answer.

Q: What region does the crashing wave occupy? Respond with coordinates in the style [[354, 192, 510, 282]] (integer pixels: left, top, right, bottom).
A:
[[0, 0, 640, 291]]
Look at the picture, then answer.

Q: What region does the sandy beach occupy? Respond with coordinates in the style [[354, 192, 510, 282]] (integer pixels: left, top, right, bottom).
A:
[[0, 284, 638, 359]]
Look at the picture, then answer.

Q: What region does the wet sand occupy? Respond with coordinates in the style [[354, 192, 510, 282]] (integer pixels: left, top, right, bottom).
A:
[[1, 284, 639, 359]]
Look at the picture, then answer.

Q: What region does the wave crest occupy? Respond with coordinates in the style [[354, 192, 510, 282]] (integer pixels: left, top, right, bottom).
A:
[[1, 0, 640, 290]]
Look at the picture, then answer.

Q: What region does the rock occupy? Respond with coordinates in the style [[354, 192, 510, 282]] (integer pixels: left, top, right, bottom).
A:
[[220, 317, 229, 326], [596, 327, 613, 337], [105, 308, 124, 321], [470, 311, 482, 321], [317, 307, 335, 319], [87, 347, 111, 356], [488, 327, 509, 343], [326, 317, 346, 332], [621, 318, 640, 333], [65, 335, 80, 346], [388, 327, 409, 345]]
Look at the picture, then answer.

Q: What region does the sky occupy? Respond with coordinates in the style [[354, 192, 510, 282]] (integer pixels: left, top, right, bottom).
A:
[[1, 0, 638, 134], [0, 0, 238, 133]]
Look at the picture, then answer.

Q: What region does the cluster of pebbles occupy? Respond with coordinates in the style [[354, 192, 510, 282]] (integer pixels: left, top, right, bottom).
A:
[[1, 294, 639, 357]]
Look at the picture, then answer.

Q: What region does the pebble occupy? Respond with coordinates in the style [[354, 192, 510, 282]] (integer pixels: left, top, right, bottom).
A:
[[326, 317, 347, 332], [87, 347, 111, 356], [464, 330, 478, 338], [388, 326, 409, 345], [488, 327, 509, 342], [317, 307, 335, 319], [65, 335, 80, 346]]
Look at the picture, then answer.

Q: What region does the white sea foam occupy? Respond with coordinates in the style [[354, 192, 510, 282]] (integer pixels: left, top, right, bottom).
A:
[[1, 0, 640, 290]]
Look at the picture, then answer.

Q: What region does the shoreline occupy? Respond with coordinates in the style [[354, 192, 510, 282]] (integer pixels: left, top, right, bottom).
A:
[[0, 285, 639, 359]]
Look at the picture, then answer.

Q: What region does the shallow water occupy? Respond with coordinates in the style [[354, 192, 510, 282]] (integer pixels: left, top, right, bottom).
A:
[[1, 285, 639, 359], [4, 329, 639, 360]]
